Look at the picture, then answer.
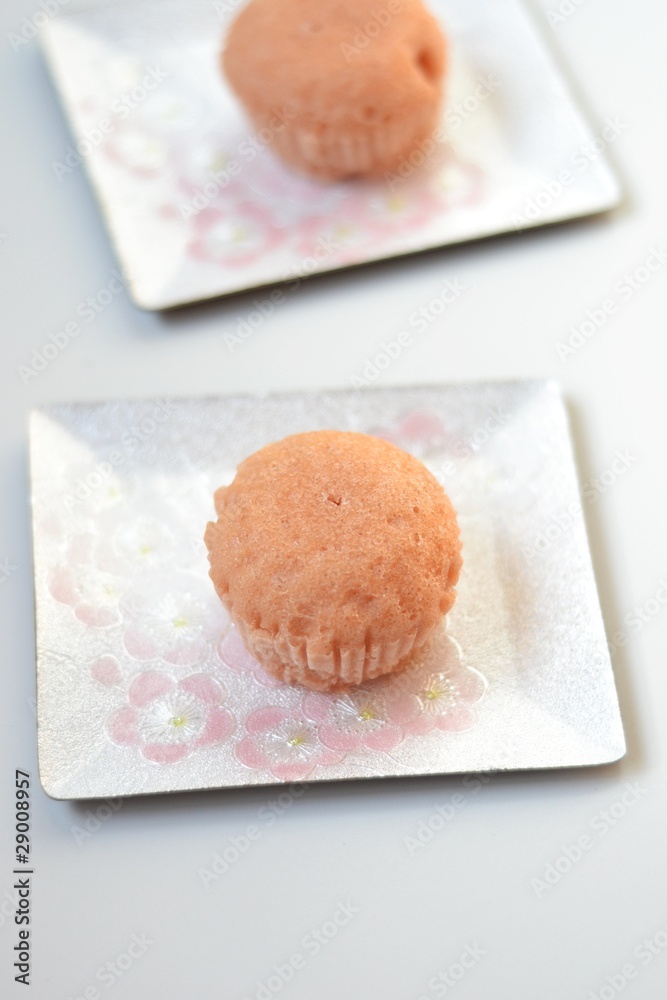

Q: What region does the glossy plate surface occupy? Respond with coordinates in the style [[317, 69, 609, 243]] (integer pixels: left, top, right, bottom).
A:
[[30, 382, 625, 799], [41, 0, 621, 308]]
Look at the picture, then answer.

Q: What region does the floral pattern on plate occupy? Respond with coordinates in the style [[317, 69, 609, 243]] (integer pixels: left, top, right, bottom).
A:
[[235, 707, 343, 782], [35, 401, 499, 785], [32, 385, 626, 796], [107, 670, 234, 764], [384, 635, 487, 736], [121, 573, 227, 668]]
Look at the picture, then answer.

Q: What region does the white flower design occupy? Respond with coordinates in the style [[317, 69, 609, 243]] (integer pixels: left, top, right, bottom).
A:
[[416, 673, 462, 716], [137, 691, 206, 744], [330, 693, 387, 735], [135, 593, 210, 643], [122, 576, 226, 667], [259, 720, 320, 765], [302, 690, 403, 752]]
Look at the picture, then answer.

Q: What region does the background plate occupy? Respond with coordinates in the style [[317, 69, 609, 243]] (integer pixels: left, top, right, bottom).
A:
[[29, 382, 625, 799], [41, 0, 621, 309]]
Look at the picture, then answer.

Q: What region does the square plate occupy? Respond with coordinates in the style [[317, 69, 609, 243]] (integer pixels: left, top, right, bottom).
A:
[[41, 0, 621, 309], [30, 382, 625, 800]]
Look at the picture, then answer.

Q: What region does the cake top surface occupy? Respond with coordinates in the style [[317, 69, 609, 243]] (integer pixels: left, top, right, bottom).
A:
[[205, 430, 461, 647], [222, 0, 446, 128]]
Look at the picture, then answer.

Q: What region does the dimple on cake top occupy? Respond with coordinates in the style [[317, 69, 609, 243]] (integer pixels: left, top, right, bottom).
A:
[[205, 430, 461, 650]]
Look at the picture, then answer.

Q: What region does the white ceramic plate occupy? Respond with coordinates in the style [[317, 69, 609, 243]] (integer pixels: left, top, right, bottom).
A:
[[41, 0, 621, 309], [29, 381, 625, 799]]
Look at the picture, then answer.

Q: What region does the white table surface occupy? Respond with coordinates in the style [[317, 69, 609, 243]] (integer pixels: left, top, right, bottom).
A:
[[1, 0, 666, 997]]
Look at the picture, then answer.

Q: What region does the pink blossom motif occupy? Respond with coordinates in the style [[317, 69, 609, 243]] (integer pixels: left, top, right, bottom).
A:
[[175, 126, 345, 216], [174, 130, 247, 203], [89, 655, 122, 687], [429, 151, 485, 211], [96, 516, 179, 578], [290, 149, 484, 269], [241, 152, 350, 217], [302, 690, 403, 752], [46, 473, 207, 631], [187, 204, 284, 267], [341, 183, 437, 237], [122, 578, 226, 667], [59, 461, 127, 517], [140, 90, 202, 135], [49, 562, 124, 628], [217, 626, 283, 688], [384, 636, 487, 736], [107, 671, 233, 764], [295, 210, 387, 268], [236, 707, 342, 781], [47, 529, 129, 628], [371, 410, 452, 457], [103, 125, 171, 180]]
